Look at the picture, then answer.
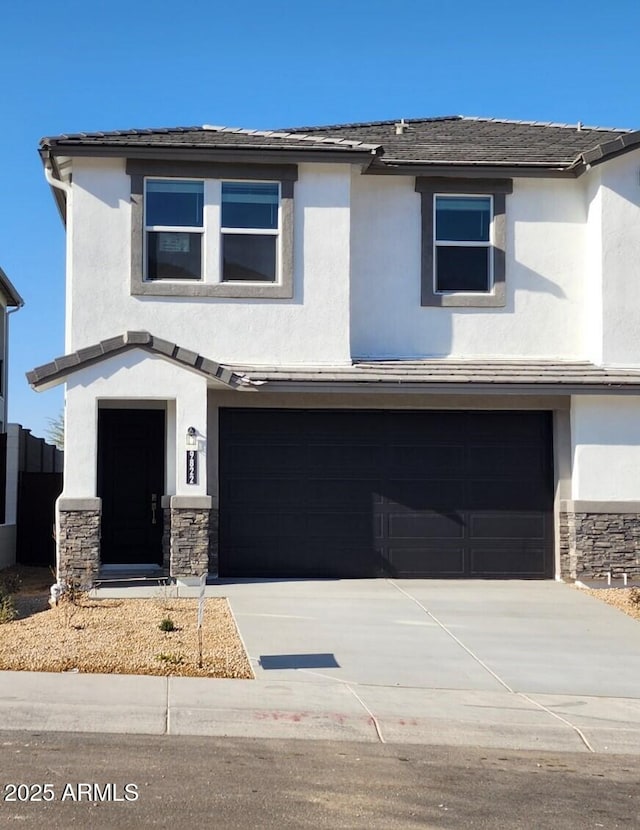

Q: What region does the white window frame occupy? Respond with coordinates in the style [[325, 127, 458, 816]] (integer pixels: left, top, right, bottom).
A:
[[433, 193, 494, 295], [219, 180, 281, 285], [143, 177, 205, 282]]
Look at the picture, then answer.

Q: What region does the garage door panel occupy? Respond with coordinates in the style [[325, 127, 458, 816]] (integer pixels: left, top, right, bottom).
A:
[[467, 444, 544, 477], [469, 513, 546, 540], [386, 546, 466, 576], [226, 477, 309, 508], [384, 479, 467, 510], [304, 511, 374, 540], [466, 412, 547, 442], [387, 444, 465, 475], [388, 512, 464, 538], [467, 479, 550, 510], [306, 444, 384, 475], [227, 442, 308, 475], [392, 412, 468, 442], [306, 479, 379, 509], [470, 543, 549, 576]]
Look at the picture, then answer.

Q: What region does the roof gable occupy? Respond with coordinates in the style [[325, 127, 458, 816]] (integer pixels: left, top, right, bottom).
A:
[[26, 331, 256, 391]]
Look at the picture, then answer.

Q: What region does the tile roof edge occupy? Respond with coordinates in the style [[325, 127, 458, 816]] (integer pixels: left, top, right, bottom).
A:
[[26, 331, 250, 390]]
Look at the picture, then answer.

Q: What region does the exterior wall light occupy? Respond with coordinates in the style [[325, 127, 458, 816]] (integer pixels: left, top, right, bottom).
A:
[[186, 426, 198, 450]]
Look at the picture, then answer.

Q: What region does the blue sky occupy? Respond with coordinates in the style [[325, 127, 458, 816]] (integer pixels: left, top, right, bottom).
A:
[[1, 0, 639, 438]]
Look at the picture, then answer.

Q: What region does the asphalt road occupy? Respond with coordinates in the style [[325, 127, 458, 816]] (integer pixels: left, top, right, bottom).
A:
[[0, 731, 638, 829]]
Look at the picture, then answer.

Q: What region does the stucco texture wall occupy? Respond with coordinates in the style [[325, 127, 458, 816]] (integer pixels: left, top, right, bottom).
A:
[[69, 159, 352, 366], [571, 395, 640, 501], [349, 174, 587, 359]]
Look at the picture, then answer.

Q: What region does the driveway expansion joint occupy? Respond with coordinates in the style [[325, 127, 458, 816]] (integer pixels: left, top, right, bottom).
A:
[[386, 579, 596, 753]]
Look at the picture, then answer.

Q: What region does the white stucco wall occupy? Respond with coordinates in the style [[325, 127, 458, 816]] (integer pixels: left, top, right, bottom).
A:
[[66, 150, 640, 367], [69, 159, 352, 365], [571, 395, 640, 500], [63, 350, 208, 498], [592, 151, 640, 365], [349, 174, 587, 359]]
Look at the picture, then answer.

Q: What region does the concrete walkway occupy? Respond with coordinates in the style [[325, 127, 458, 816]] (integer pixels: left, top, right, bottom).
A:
[[1, 580, 639, 753]]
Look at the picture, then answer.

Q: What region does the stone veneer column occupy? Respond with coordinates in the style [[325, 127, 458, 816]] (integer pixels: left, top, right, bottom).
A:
[[559, 501, 640, 580], [161, 496, 213, 581], [56, 497, 102, 589]]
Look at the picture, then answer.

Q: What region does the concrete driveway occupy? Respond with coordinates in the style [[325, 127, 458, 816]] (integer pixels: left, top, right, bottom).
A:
[[212, 579, 640, 696], [190, 578, 640, 751]]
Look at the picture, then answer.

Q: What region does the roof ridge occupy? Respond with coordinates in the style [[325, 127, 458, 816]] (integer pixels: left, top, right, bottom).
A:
[[278, 116, 462, 133], [459, 116, 632, 133], [201, 124, 380, 150]]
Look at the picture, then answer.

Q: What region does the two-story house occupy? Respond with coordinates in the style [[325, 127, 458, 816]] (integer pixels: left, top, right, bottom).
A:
[[29, 116, 640, 588]]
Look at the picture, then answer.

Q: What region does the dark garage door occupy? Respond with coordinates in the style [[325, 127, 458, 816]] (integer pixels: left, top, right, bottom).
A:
[[219, 409, 554, 579]]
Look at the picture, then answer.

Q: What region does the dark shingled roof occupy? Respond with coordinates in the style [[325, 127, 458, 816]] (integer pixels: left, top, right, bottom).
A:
[[39, 116, 640, 173], [281, 116, 636, 167], [39, 125, 381, 155]]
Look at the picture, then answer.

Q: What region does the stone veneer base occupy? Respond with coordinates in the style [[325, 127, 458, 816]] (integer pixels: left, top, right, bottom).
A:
[[57, 507, 101, 590], [167, 507, 212, 579], [560, 511, 640, 581]]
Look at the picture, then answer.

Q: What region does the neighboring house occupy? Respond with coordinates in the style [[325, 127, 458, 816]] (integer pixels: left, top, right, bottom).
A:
[[0, 267, 23, 568], [28, 116, 640, 588]]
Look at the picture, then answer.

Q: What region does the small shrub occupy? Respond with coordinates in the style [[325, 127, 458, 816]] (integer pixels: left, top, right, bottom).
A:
[[155, 652, 184, 665], [159, 616, 176, 632], [0, 571, 22, 595], [0, 588, 17, 624], [629, 587, 640, 608]]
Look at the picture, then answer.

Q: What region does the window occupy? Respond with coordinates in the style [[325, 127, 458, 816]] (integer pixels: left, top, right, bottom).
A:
[[221, 182, 279, 282], [145, 180, 204, 280], [416, 177, 512, 308], [128, 160, 297, 298], [435, 195, 492, 293]]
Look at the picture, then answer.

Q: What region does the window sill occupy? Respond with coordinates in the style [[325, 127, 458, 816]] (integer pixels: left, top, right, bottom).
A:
[[132, 278, 293, 299], [423, 284, 506, 308]]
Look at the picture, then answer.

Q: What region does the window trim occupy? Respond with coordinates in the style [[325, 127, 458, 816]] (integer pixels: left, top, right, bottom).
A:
[[416, 177, 512, 308], [127, 160, 297, 298]]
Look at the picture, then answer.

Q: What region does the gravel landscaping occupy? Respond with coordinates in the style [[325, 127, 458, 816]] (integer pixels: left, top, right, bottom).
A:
[[0, 567, 253, 679], [580, 585, 640, 623]]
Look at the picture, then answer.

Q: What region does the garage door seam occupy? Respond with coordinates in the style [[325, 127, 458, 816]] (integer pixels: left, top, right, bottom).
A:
[[386, 580, 595, 753]]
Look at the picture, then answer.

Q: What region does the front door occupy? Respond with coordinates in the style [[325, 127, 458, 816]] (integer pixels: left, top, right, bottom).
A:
[[98, 409, 165, 566]]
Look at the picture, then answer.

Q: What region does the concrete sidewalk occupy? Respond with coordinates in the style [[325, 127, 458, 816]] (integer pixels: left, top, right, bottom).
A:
[[1, 579, 639, 753]]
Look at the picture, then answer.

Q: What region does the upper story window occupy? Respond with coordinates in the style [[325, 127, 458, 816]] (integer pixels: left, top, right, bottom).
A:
[[145, 180, 204, 280], [416, 177, 512, 308], [434, 195, 492, 293], [128, 160, 297, 299], [221, 182, 280, 283]]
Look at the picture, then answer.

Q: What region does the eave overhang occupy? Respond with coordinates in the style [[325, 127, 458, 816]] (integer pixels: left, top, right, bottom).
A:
[[0, 267, 24, 308], [226, 359, 640, 396]]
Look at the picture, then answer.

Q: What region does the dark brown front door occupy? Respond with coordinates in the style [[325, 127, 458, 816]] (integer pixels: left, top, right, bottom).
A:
[[98, 409, 165, 566]]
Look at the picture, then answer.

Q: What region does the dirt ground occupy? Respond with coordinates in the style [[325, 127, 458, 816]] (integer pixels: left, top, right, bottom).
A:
[[0, 566, 253, 678]]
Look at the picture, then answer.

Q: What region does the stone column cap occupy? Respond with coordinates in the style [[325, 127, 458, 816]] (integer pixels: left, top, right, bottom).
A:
[[58, 497, 102, 512], [561, 499, 640, 514], [161, 495, 213, 509]]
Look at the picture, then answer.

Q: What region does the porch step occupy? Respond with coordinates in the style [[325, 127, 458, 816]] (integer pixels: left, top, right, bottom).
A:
[[95, 569, 170, 588]]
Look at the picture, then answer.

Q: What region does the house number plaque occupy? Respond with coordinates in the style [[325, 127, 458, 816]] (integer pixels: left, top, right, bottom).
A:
[[186, 450, 198, 485]]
